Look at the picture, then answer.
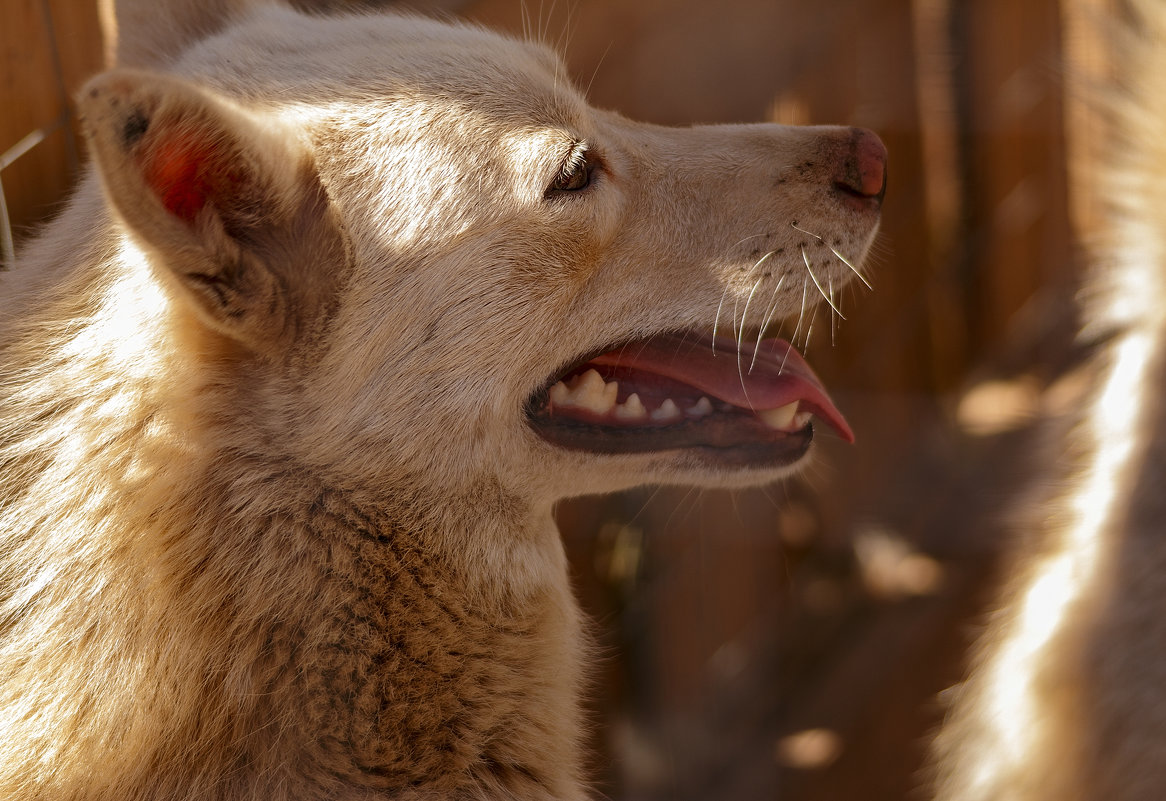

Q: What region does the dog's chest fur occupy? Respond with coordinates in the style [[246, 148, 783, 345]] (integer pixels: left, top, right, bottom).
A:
[[183, 477, 586, 799], [295, 492, 577, 793]]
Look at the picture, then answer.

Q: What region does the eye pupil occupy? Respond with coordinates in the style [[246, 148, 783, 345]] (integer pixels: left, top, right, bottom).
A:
[[551, 163, 591, 192]]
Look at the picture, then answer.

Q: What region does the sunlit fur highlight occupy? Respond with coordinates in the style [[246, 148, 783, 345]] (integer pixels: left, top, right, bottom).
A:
[[0, 3, 881, 799], [931, 2, 1166, 798]]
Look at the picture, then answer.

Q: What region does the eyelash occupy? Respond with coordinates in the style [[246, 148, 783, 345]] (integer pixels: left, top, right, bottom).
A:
[[545, 144, 595, 195]]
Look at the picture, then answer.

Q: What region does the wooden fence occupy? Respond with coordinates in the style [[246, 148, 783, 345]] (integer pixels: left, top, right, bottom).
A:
[[0, 1, 1123, 799], [1, 0, 105, 268]]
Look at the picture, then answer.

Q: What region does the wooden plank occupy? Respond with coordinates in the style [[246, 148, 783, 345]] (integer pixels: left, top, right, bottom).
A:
[[1, 0, 105, 256], [954, 0, 1075, 352], [0, 0, 59, 155], [2, 0, 65, 246]]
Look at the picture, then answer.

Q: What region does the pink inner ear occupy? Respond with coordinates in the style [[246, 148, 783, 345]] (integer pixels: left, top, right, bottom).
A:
[[142, 132, 247, 224]]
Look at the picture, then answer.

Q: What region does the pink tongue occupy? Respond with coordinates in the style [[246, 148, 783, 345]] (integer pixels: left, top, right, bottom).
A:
[[590, 334, 854, 443]]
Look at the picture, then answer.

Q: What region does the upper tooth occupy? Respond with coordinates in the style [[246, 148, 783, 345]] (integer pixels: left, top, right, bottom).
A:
[[568, 368, 605, 394], [650, 398, 682, 422], [558, 369, 617, 414], [759, 402, 800, 430], [549, 381, 569, 406], [614, 393, 647, 420], [687, 397, 713, 418]]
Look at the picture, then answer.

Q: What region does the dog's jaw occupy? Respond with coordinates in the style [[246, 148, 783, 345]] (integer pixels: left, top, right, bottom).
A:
[[524, 330, 851, 473]]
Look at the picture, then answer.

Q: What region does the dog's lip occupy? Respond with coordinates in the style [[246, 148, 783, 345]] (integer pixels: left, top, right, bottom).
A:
[[525, 332, 853, 460], [529, 409, 817, 466], [587, 334, 853, 443]]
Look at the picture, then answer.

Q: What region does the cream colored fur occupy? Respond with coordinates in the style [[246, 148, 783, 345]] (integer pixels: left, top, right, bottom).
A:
[[0, 3, 881, 799], [931, 2, 1166, 799]]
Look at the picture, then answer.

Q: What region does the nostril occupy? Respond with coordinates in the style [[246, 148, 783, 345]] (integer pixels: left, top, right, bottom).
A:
[[835, 127, 887, 201]]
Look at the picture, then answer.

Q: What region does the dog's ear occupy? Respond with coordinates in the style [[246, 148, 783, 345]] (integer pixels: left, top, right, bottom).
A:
[[78, 69, 349, 354]]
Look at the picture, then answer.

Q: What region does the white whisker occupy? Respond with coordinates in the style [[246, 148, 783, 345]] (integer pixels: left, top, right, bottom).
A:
[[738, 274, 764, 363], [802, 246, 845, 319], [829, 277, 837, 346], [752, 275, 786, 373], [732, 249, 777, 375], [711, 282, 732, 354], [750, 249, 777, 273], [584, 40, 614, 99], [730, 233, 770, 250], [804, 303, 820, 351], [791, 221, 872, 290], [758, 274, 788, 334], [782, 280, 811, 374], [734, 274, 765, 405], [827, 242, 873, 290]]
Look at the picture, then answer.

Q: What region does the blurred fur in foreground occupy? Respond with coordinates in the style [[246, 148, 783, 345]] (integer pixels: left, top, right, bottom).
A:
[[932, 2, 1166, 799]]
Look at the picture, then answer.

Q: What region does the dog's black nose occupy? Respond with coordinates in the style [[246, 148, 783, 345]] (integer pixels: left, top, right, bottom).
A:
[[835, 127, 887, 202]]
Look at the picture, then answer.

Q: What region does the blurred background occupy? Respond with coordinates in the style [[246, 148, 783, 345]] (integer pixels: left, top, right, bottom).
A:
[[0, 0, 1124, 798]]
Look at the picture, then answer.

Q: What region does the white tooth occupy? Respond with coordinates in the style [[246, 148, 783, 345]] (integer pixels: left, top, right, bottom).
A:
[[759, 402, 800, 430], [792, 411, 813, 429], [549, 381, 569, 406], [650, 398, 682, 422], [564, 369, 615, 414], [569, 369, 602, 392], [614, 393, 647, 421], [687, 397, 714, 418], [567, 369, 600, 396], [603, 380, 619, 407]]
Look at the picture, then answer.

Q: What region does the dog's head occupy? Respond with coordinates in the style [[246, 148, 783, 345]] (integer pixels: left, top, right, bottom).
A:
[[79, 8, 884, 502]]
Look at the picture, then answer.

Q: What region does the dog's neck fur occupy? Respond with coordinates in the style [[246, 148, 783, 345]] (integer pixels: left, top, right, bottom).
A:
[[197, 467, 587, 799], [0, 231, 586, 800], [8, 456, 587, 801]]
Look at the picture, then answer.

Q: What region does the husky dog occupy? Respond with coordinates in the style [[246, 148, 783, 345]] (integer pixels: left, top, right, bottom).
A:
[[0, 3, 884, 798], [931, 2, 1166, 799]]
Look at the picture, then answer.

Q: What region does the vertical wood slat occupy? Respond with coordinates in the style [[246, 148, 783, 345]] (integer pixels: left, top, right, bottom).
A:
[[952, 0, 1076, 354], [0, 0, 104, 267]]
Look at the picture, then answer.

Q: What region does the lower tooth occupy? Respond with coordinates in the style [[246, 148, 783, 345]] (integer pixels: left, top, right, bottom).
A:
[[615, 393, 647, 420], [688, 397, 713, 418], [759, 402, 800, 430], [650, 399, 682, 422]]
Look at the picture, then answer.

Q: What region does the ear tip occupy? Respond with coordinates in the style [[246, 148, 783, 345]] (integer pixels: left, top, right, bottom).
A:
[[80, 72, 173, 160], [78, 71, 129, 109], [78, 73, 135, 140]]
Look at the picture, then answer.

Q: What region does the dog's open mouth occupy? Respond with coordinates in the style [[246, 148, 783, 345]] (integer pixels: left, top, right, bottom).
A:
[[526, 332, 853, 466]]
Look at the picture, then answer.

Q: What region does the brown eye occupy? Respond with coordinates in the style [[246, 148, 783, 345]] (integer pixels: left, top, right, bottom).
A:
[[547, 161, 592, 193], [546, 142, 596, 196]]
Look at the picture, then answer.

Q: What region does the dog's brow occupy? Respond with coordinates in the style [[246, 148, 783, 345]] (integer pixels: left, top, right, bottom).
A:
[[564, 139, 589, 167]]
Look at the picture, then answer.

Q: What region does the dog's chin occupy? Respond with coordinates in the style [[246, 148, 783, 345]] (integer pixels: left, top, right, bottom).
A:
[[524, 330, 851, 480], [650, 444, 817, 489], [530, 436, 817, 498]]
